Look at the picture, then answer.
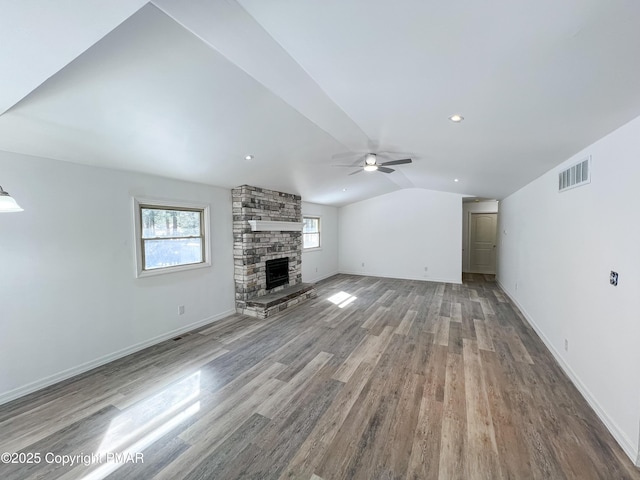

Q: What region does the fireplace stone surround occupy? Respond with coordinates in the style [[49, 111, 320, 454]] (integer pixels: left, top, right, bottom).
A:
[[232, 185, 316, 318]]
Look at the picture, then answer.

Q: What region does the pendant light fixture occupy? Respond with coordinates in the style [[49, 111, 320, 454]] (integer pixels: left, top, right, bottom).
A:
[[0, 185, 24, 212]]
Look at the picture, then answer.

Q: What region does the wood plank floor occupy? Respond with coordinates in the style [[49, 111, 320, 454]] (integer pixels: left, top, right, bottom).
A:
[[1, 274, 639, 479]]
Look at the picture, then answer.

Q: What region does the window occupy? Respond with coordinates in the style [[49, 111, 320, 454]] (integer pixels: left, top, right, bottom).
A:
[[134, 198, 211, 277], [303, 216, 321, 249]]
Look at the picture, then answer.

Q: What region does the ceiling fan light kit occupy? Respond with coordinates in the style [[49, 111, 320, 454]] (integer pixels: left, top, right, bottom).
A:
[[364, 164, 378, 172], [0, 185, 24, 212]]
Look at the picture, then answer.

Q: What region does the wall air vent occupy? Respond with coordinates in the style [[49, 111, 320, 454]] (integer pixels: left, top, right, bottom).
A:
[[559, 156, 590, 192]]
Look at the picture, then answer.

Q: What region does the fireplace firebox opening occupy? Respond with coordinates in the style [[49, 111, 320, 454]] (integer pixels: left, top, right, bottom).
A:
[[265, 257, 289, 290]]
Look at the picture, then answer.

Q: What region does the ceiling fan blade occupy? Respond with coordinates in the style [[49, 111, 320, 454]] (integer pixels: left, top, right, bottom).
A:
[[377, 150, 413, 157], [348, 169, 364, 176], [332, 164, 362, 167], [331, 151, 365, 160], [379, 158, 412, 166], [349, 154, 367, 166], [378, 166, 395, 174]]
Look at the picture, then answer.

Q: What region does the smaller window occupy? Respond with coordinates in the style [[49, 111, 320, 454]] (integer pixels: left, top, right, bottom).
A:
[[303, 216, 321, 249], [134, 198, 211, 277]]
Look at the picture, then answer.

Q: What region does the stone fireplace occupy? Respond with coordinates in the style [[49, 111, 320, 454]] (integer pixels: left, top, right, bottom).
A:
[[232, 185, 316, 318]]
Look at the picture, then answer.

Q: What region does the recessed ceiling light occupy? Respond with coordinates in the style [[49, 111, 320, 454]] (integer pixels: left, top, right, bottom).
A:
[[449, 114, 464, 123], [454, 178, 459, 182], [244, 155, 254, 160], [342, 188, 347, 192]]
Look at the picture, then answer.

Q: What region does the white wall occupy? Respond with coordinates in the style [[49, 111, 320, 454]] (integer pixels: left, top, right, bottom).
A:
[[338, 188, 462, 283], [497, 115, 640, 464], [462, 200, 499, 272], [301, 201, 339, 283], [0, 151, 235, 404]]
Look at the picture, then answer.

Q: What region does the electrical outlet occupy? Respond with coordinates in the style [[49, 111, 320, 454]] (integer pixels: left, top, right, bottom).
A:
[[178, 305, 185, 315], [424, 266, 428, 272], [361, 262, 365, 267], [610, 271, 618, 286], [515, 282, 518, 291], [564, 339, 569, 352], [315, 267, 318, 273]]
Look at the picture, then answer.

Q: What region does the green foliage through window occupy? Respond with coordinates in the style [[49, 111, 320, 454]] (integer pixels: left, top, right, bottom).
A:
[[140, 206, 205, 270]]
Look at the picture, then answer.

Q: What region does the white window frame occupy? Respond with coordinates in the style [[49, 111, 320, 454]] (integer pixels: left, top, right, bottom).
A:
[[133, 197, 211, 278], [303, 215, 322, 251]]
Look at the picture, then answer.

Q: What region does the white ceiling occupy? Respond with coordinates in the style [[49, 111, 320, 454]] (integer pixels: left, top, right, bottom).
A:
[[1, 0, 640, 206]]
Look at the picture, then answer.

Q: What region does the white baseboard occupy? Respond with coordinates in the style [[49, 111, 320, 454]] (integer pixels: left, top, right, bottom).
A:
[[0, 309, 235, 407], [338, 270, 462, 285], [304, 270, 340, 284], [496, 280, 639, 465]]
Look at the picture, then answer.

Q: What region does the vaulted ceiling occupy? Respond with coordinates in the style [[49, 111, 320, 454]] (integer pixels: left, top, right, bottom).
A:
[[2, 0, 639, 206]]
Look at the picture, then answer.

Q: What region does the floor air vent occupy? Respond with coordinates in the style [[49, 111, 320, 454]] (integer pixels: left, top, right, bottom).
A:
[[559, 156, 590, 192]]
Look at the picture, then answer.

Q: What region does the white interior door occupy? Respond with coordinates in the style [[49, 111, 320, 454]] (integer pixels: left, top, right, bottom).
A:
[[469, 213, 497, 274]]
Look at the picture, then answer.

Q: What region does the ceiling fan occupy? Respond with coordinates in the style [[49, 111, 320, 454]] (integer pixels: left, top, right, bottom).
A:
[[332, 152, 412, 175]]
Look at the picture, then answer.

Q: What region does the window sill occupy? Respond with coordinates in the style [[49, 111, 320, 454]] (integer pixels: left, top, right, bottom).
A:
[[303, 247, 322, 253], [136, 261, 211, 278]]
